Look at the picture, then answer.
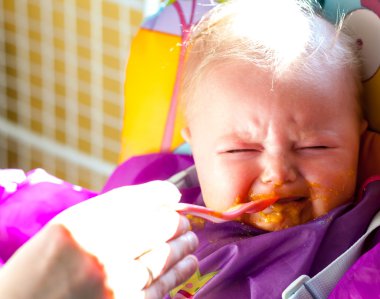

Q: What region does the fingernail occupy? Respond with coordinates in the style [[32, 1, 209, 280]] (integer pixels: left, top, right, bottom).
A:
[[183, 231, 199, 251], [178, 215, 191, 232], [182, 255, 198, 272]]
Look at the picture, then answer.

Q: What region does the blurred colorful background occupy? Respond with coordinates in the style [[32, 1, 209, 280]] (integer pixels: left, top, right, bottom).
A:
[[0, 0, 159, 190]]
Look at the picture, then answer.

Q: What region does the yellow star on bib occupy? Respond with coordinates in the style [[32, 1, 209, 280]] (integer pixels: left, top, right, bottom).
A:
[[170, 268, 218, 298]]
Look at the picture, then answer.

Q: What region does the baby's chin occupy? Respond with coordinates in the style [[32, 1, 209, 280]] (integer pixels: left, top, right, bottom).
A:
[[241, 200, 313, 231]]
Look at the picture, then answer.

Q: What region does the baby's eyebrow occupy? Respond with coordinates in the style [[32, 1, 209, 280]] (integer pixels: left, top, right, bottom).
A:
[[217, 129, 340, 145], [298, 130, 340, 140], [215, 133, 263, 148], [219, 128, 261, 141], [216, 133, 252, 143]]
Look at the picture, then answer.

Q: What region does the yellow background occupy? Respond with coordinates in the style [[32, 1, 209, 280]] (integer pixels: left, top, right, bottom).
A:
[[0, 0, 143, 190]]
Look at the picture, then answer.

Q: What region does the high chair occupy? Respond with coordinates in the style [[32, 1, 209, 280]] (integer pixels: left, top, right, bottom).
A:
[[1, 0, 378, 298]]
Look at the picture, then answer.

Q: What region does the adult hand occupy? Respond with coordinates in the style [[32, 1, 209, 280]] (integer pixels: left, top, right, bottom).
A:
[[0, 224, 112, 299], [50, 180, 199, 298]]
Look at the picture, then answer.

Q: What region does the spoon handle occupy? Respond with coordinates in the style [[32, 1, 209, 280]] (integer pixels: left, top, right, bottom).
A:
[[176, 197, 277, 223]]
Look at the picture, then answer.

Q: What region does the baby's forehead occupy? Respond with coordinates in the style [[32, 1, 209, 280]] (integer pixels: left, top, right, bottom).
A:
[[198, 59, 357, 96], [187, 60, 361, 123]]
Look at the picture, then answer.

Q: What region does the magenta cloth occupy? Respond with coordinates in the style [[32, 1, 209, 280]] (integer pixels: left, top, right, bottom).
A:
[[0, 168, 97, 265], [329, 242, 380, 298]]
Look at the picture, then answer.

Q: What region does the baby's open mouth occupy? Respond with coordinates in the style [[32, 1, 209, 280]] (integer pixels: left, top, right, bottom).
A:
[[252, 196, 312, 230], [261, 196, 309, 214]]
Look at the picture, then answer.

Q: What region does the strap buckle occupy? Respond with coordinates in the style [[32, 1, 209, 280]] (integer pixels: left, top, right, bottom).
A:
[[282, 275, 312, 299]]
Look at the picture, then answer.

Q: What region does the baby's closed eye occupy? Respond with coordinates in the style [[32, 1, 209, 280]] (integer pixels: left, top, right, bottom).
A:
[[224, 148, 261, 154], [298, 145, 330, 150]]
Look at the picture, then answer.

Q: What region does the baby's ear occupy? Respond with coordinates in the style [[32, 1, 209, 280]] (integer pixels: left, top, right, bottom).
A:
[[181, 127, 191, 143]]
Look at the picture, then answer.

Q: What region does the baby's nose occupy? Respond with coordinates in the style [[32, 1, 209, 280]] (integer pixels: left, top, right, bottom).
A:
[[260, 153, 297, 185]]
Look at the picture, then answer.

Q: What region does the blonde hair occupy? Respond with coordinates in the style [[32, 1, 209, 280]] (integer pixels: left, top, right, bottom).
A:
[[181, 0, 362, 121]]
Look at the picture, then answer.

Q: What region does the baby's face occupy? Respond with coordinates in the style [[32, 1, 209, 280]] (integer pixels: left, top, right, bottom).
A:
[[184, 62, 365, 231]]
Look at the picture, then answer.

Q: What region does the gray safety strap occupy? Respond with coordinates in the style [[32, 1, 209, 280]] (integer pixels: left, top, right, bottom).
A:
[[168, 165, 198, 189], [283, 210, 380, 299]]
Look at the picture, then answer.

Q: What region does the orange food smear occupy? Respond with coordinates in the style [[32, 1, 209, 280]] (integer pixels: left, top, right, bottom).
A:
[[186, 215, 206, 230], [249, 192, 277, 201]]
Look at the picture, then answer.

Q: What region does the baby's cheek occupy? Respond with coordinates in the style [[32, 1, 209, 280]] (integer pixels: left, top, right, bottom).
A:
[[198, 162, 250, 211], [209, 180, 253, 211], [202, 184, 239, 212], [309, 170, 357, 217]]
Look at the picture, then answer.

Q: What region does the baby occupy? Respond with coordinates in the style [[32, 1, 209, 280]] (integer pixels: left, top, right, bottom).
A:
[[180, 0, 367, 231]]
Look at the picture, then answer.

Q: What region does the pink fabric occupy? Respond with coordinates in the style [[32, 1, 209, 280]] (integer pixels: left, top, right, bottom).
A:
[[329, 242, 380, 298], [0, 168, 96, 265]]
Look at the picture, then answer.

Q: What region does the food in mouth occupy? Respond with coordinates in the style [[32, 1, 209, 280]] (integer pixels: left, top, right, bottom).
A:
[[241, 195, 312, 231]]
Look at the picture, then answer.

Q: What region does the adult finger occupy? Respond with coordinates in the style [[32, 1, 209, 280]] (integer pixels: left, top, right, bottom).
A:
[[102, 254, 197, 298], [137, 231, 199, 281], [104, 258, 151, 298], [105, 231, 198, 298], [144, 255, 198, 299], [169, 215, 192, 241]]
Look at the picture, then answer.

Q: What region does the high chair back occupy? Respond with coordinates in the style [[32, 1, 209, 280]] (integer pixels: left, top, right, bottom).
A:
[[119, 0, 380, 162], [324, 0, 380, 130]]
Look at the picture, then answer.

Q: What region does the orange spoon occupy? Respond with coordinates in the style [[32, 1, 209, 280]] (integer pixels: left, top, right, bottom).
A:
[[176, 197, 278, 223]]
